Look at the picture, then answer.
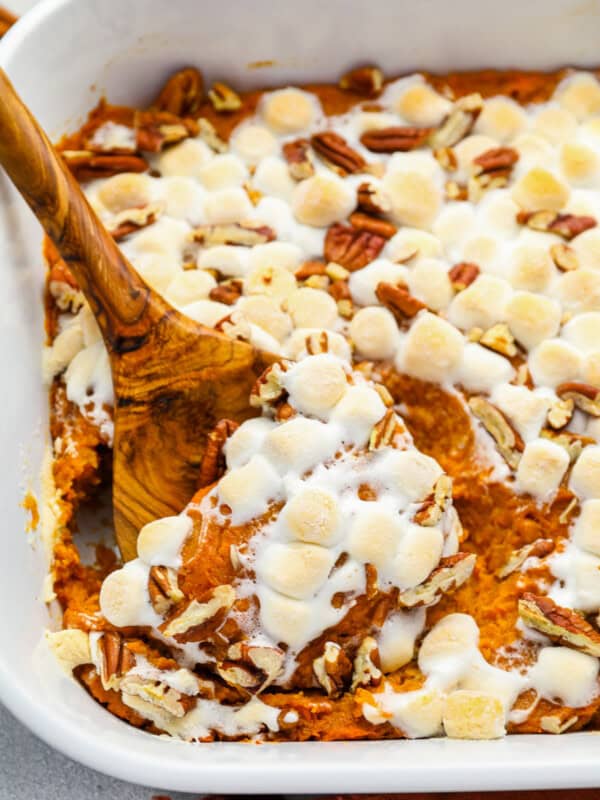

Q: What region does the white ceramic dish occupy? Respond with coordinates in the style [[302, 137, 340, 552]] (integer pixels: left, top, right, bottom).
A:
[[2, 0, 600, 792]]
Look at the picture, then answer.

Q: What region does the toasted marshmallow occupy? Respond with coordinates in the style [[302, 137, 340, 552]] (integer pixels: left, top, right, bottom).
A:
[[401, 312, 464, 383], [532, 106, 578, 145], [137, 515, 192, 567], [432, 204, 476, 252], [252, 156, 296, 202], [454, 135, 499, 174], [284, 354, 347, 417], [561, 142, 600, 187], [393, 524, 444, 590], [557, 73, 600, 120], [386, 228, 443, 262], [261, 88, 320, 133], [375, 449, 442, 502], [284, 487, 341, 546], [291, 173, 355, 228], [181, 299, 230, 327], [377, 609, 426, 672], [570, 445, 600, 498], [259, 590, 313, 648], [198, 154, 248, 191], [556, 269, 600, 313], [246, 264, 297, 301], [349, 259, 409, 306], [347, 508, 404, 572], [203, 187, 253, 225], [491, 384, 551, 442], [529, 647, 599, 708], [238, 295, 292, 341], [99, 561, 159, 628], [407, 258, 453, 311], [528, 338, 582, 388], [218, 454, 282, 523], [511, 167, 570, 212], [461, 234, 501, 273], [572, 228, 600, 271], [475, 97, 526, 142], [224, 417, 276, 469], [285, 287, 339, 329], [562, 312, 600, 354], [197, 244, 249, 277], [382, 170, 442, 230], [508, 240, 555, 292], [349, 306, 399, 360], [457, 344, 514, 393], [262, 417, 335, 473], [329, 384, 387, 446], [97, 172, 153, 213], [443, 690, 505, 739], [230, 123, 278, 165], [165, 270, 216, 307], [505, 291, 561, 350], [515, 439, 569, 500], [394, 80, 452, 127], [418, 613, 479, 674], [283, 328, 352, 362], [573, 499, 600, 556], [156, 138, 214, 178], [448, 275, 513, 331], [45, 629, 91, 674], [258, 542, 335, 600]]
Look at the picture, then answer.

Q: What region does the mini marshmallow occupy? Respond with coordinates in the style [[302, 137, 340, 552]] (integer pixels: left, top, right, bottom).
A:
[[258, 542, 335, 600], [261, 88, 319, 133], [230, 123, 278, 165], [291, 173, 356, 228], [377, 609, 426, 672], [508, 240, 555, 292], [556, 269, 600, 313], [529, 647, 599, 707], [238, 295, 292, 341], [478, 192, 521, 238], [246, 264, 297, 301], [347, 508, 404, 572], [285, 287, 339, 329], [532, 106, 578, 145], [375, 449, 442, 502], [134, 254, 180, 294], [401, 312, 464, 383], [137, 514, 192, 567], [443, 690, 505, 739], [562, 312, 600, 354], [349, 259, 409, 306], [474, 97, 526, 142], [224, 417, 277, 469], [158, 176, 205, 223], [491, 384, 551, 442], [197, 244, 249, 277], [156, 138, 214, 178], [248, 241, 304, 273], [217, 454, 282, 523], [407, 258, 453, 312], [252, 156, 296, 202], [258, 589, 313, 648], [43, 324, 84, 382], [394, 80, 452, 127], [583, 352, 600, 387], [284, 354, 347, 417], [99, 560, 160, 628], [432, 204, 476, 253], [527, 338, 583, 388], [203, 187, 253, 225], [261, 417, 336, 474], [181, 299, 230, 327], [515, 439, 569, 499], [418, 613, 480, 675], [448, 275, 513, 332], [461, 234, 501, 273], [385, 228, 443, 262], [570, 445, 600, 499], [382, 170, 442, 230], [45, 629, 91, 674], [572, 228, 600, 271], [349, 306, 398, 360], [329, 384, 387, 446], [453, 134, 499, 174], [283, 328, 352, 362], [284, 487, 341, 546], [457, 343, 515, 393], [511, 167, 570, 212], [573, 499, 600, 557], [164, 270, 217, 307], [568, 549, 600, 611], [561, 142, 600, 187], [128, 216, 189, 259], [556, 73, 600, 121], [392, 524, 444, 590], [97, 172, 153, 213], [511, 133, 555, 171], [198, 154, 248, 191], [505, 291, 561, 350]]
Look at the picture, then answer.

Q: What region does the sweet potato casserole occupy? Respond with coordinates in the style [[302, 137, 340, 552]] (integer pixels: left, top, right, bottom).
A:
[[43, 64, 600, 741]]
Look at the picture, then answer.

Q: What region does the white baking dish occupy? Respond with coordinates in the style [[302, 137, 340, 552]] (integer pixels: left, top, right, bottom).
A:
[[2, 0, 600, 792]]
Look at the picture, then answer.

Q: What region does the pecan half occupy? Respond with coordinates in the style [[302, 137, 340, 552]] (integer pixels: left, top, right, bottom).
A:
[[223, 643, 285, 692], [472, 146, 519, 176], [413, 475, 453, 527], [449, 261, 480, 291], [356, 181, 392, 215], [191, 222, 275, 247], [429, 93, 483, 149], [479, 322, 518, 358], [350, 637, 382, 691], [468, 396, 524, 470], [249, 361, 291, 411], [369, 409, 406, 450], [324, 223, 386, 271], [360, 125, 433, 153], [556, 382, 600, 417], [313, 641, 352, 697], [547, 397, 575, 430], [61, 150, 148, 181], [154, 67, 204, 116], [518, 593, 600, 657], [339, 66, 384, 97], [198, 418, 240, 488], [148, 565, 184, 615], [550, 242, 579, 272], [161, 585, 236, 641], [496, 539, 555, 580], [311, 131, 367, 175], [282, 138, 315, 180], [208, 82, 242, 111], [516, 210, 597, 241], [349, 211, 396, 240], [135, 110, 198, 153], [109, 204, 162, 241], [398, 553, 476, 608], [97, 631, 135, 690], [375, 281, 426, 322], [209, 279, 243, 306]]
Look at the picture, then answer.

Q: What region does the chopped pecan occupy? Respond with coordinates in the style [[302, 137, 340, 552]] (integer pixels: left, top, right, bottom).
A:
[[339, 66, 384, 97], [413, 475, 453, 527], [97, 631, 135, 690], [161, 585, 236, 641], [324, 223, 386, 271], [135, 110, 198, 153], [153, 67, 204, 116], [304, 274, 330, 291], [191, 222, 275, 247], [445, 180, 469, 201], [249, 361, 291, 411], [350, 637, 382, 691], [294, 260, 326, 280], [313, 641, 351, 697], [225, 643, 285, 691], [325, 262, 350, 281], [328, 279, 352, 302], [369, 409, 405, 450], [547, 397, 575, 430], [497, 539, 555, 579], [434, 146, 458, 171], [148, 566, 184, 615], [540, 714, 579, 735], [540, 428, 592, 463], [208, 82, 242, 111], [311, 131, 367, 175], [518, 593, 600, 657], [360, 125, 433, 153], [468, 396, 524, 470], [429, 93, 483, 148], [375, 281, 426, 323], [209, 279, 243, 306], [216, 662, 259, 691], [349, 211, 397, 240], [337, 298, 354, 319], [468, 171, 510, 203], [398, 553, 476, 608], [215, 310, 252, 342], [120, 674, 196, 718], [479, 323, 518, 358], [198, 418, 240, 488], [550, 242, 579, 272], [516, 210, 597, 241], [556, 382, 600, 417], [449, 261, 480, 291], [282, 138, 315, 180], [305, 330, 331, 355], [356, 181, 392, 215], [109, 204, 162, 241], [472, 146, 519, 176], [61, 150, 148, 181], [374, 383, 394, 408]]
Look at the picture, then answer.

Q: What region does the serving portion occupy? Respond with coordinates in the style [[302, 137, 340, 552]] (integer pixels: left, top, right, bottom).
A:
[[43, 64, 600, 741]]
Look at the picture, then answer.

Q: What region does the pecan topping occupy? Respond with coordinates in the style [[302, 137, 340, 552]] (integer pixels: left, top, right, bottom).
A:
[[215, 310, 252, 342], [360, 125, 433, 153], [161, 585, 236, 641], [556, 382, 600, 417], [97, 631, 135, 690], [449, 261, 480, 291], [540, 715, 579, 735], [547, 397, 575, 430], [518, 593, 600, 657], [356, 181, 391, 215], [223, 643, 285, 692], [550, 242, 579, 272], [339, 66, 384, 97], [472, 146, 519, 176], [479, 323, 518, 358], [135, 110, 198, 153], [324, 223, 386, 271], [429, 93, 483, 149], [468, 396, 524, 470], [349, 211, 397, 240], [120, 674, 197, 718], [350, 637, 382, 691], [208, 81, 242, 111], [295, 260, 326, 280], [198, 418, 240, 488], [369, 409, 406, 450], [249, 361, 291, 411], [434, 147, 458, 171], [154, 67, 204, 116], [313, 642, 352, 697], [109, 204, 162, 241], [398, 553, 476, 608], [209, 279, 243, 306], [375, 281, 426, 322], [191, 222, 275, 247], [516, 210, 597, 240], [328, 279, 352, 302], [61, 150, 148, 181], [325, 262, 350, 281], [497, 539, 555, 579], [148, 565, 185, 616], [445, 180, 469, 201], [374, 383, 394, 408], [311, 131, 367, 175], [305, 330, 331, 355], [540, 428, 593, 463], [413, 475, 453, 527], [282, 138, 315, 180]]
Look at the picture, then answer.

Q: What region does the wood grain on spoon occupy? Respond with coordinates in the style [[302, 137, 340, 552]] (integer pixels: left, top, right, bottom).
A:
[[0, 68, 271, 560], [0, 6, 17, 37]]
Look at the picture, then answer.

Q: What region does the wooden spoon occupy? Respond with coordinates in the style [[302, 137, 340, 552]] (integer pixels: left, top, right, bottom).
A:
[[0, 68, 271, 561]]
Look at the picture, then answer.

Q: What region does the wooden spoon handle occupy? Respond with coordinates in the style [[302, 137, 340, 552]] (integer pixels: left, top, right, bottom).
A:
[[0, 67, 156, 350]]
